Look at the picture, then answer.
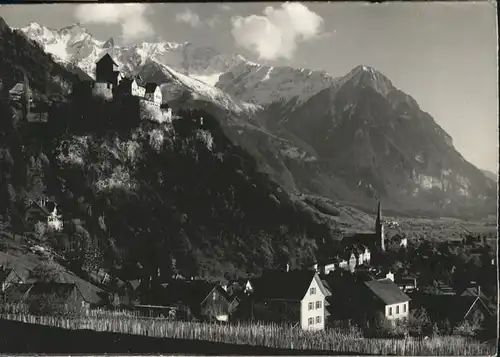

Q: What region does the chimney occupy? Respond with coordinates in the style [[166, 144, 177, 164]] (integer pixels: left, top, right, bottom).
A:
[[286, 263, 290, 272], [477, 285, 481, 297]]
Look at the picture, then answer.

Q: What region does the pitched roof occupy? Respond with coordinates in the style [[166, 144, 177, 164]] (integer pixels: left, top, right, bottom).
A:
[[28, 282, 81, 301], [410, 293, 494, 323], [160, 280, 227, 306], [460, 286, 488, 300], [9, 82, 32, 97], [4, 283, 32, 302], [145, 82, 159, 93], [364, 278, 410, 305], [0, 268, 14, 283], [251, 269, 325, 301], [95, 52, 118, 66]]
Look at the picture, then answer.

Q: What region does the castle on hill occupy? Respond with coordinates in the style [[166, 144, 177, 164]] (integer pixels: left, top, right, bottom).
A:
[[76, 52, 164, 107]]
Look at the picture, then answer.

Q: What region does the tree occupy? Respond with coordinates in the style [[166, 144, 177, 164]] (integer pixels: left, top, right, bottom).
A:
[[30, 261, 62, 282], [408, 307, 432, 336]]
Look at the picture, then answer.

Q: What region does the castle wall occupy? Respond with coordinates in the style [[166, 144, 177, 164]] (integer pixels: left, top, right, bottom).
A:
[[91, 82, 113, 101]]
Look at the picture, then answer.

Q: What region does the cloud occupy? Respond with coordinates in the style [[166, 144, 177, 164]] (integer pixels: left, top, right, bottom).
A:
[[175, 8, 202, 28], [207, 15, 220, 28], [231, 3, 324, 61], [74, 4, 153, 42], [220, 4, 232, 11]]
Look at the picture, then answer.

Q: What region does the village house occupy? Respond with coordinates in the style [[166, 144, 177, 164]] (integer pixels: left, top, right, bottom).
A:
[[363, 278, 410, 322], [7, 75, 49, 123], [25, 197, 63, 232], [144, 279, 232, 322], [8, 81, 32, 103], [249, 269, 330, 331], [3, 282, 90, 315], [110, 278, 141, 308], [410, 288, 494, 329], [395, 273, 418, 293], [0, 266, 28, 292], [311, 257, 346, 275]]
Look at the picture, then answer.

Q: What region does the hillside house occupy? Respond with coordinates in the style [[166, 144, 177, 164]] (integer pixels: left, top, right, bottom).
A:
[[312, 256, 351, 275], [25, 198, 63, 232], [8, 82, 33, 104], [111, 279, 141, 307], [410, 291, 494, 328], [312, 260, 337, 275], [151, 280, 231, 322], [250, 270, 330, 331], [144, 83, 162, 106], [0, 267, 28, 292], [395, 274, 418, 293], [363, 278, 410, 321], [3, 282, 89, 314], [391, 235, 408, 248]]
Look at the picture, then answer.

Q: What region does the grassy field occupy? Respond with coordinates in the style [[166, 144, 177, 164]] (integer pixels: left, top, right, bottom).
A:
[[0, 312, 496, 355]]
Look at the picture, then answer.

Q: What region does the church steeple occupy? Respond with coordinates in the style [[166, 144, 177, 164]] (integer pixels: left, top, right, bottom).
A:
[[375, 201, 385, 252]]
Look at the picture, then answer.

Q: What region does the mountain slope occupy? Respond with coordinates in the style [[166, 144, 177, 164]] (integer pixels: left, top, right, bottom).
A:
[[481, 169, 497, 182], [0, 18, 77, 98], [1, 17, 335, 284], [14, 20, 496, 219], [271, 65, 497, 217], [216, 61, 337, 106]]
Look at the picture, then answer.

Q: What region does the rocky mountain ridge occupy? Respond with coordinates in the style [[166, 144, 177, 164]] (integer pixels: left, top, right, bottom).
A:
[[16, 21, 497, 219], [19, 22, 246, 86]]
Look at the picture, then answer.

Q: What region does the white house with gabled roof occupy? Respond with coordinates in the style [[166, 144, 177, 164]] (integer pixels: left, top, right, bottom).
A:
[[250, 269, 330, 331]]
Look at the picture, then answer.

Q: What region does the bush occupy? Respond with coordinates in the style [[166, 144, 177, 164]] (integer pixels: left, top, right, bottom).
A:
[[407, 307, 432, 336], [453, 321, 477, 337]]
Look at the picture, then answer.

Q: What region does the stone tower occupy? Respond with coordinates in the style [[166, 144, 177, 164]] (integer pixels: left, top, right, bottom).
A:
[[375, 201, 385, 252]]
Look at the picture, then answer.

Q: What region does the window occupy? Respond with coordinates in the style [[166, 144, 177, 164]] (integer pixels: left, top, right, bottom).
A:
[[308, 317, 314, 326], [396, 305, 399, 314], [308, 302, 314, 310], [310, 287, 316, 295], [316, 301, 322, 309], [316, 316, 321, 324], [403, 303, 407, 313], [388, 307, 392, 316]]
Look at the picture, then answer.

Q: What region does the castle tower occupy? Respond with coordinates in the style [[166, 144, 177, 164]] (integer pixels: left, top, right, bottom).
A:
[[375, 201, 385, 252]]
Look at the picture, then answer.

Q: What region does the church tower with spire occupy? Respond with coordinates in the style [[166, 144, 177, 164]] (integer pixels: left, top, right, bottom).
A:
[[375, 201, 385, 252]]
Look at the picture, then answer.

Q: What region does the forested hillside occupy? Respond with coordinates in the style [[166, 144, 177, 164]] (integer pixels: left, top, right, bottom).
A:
[[0, 87, 332, 283]]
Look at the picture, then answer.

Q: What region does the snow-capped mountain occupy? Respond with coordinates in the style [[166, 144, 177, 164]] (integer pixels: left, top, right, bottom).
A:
[[18, 22, 246, 86], [137, 59, 262, 115], [216, 62, 337, 106]]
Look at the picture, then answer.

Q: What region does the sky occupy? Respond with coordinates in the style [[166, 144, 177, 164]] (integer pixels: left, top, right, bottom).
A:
[[1, 2, 498, 172]]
